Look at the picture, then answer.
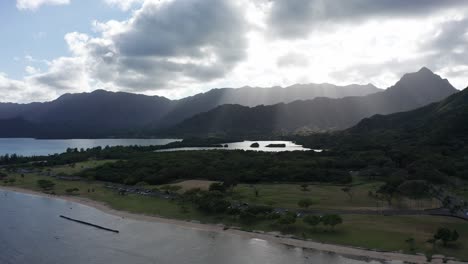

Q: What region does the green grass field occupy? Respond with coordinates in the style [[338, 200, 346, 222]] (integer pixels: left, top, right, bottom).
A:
[[302, 215, 467, 259], [233, 183, 440, 210], [1, 169, 212, 222], [0, 161, 466, 260], [50, 160, 117, 175], [241, 214, 468, 260]]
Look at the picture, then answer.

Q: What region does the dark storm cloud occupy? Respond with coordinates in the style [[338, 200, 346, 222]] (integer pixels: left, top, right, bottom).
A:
[[101, 0, 248, 90], [426, 18, 468, 58], [423, 18, 468, 81], [268, 0, 468, 38], [116, 0, 246, 59]]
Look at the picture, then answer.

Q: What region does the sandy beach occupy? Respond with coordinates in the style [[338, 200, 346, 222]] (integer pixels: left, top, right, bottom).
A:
[[0, 186, 464, 264]]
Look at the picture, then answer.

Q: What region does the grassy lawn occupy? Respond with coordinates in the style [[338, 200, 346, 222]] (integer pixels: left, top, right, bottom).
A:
[[50, 160, 117, 175], [1, 172, 215, 222], [234, 214, 468, 260], [300, 215, 468, 259], [167, 180, 220, 192], [233, 183, 440, 210]]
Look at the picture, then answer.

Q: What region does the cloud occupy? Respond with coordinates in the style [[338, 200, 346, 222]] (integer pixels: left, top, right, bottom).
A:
[[16, 0, 70, 10], [424, 18, 468, 60], [422, 18, 468, 88], [277, 52, 309, 68], [0, 73, 51, 103], [25, 66, 40, 75], [70, 0, 249, 92], [326, 16, 468, 89], [4, 0, 468, 103], [0, 56, 90, 103], [267, 0, 468, 39], [29, 57, 90, 91], [2, 0, 249, 101], [104, 0, 144, 11]]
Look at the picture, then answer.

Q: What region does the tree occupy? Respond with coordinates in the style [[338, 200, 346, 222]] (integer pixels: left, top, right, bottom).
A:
[[321, 214, 343, 230], [209, 182, 226, 193], [298, 198, 313, 209], [377, 183, 398, 206], [277, 212, 297, 226], [426, 238, 436, 250], [405, 237, 415, 251], [65, 188, 80, 195], [452, 230, 459, 242], [195, 191, 230, 214], [239, 206, 273, 223], [341, 186, 354, 201], [37, 179, 55, 191], [434, 228, 459, 247], [303, 215, 321, 229], [250, 142, 260, 148], [222, 177, 238, 193], [300, 184, 309, 191], [253, 186, 259, 197]]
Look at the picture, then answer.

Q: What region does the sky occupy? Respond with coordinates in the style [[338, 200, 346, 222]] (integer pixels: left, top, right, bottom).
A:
[[1, 0, 468, 103]]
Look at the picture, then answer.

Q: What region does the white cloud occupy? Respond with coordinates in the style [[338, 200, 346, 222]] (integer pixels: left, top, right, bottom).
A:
[[16, 0, 70, 11], [104, 0, 144, 11], [25, 66, 40, 75], [29, 56, 90, 91], [0, 72, 51, 103]]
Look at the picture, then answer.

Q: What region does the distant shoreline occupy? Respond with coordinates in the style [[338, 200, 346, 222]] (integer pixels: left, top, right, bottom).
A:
[[0, 186, 462, 264]]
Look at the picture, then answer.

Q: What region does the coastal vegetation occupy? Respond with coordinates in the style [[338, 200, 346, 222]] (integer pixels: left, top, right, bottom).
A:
[[266, 144, 286, 148], [250, 142, 260, 148], [1, 156, 467, 260], [77, 150, 354, 185]]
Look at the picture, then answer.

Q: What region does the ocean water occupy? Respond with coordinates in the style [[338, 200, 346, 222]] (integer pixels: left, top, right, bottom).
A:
[[0, 190, 398, 264], [0, 138, 181, 156]]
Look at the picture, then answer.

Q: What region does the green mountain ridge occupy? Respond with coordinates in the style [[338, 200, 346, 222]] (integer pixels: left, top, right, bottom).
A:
[[164, 68, 458, 137], [350, 87, 468, 141]]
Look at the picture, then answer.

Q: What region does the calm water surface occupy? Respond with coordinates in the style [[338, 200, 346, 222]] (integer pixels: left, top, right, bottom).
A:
[[0, 138, 181, 156], [158, 141, 316, 152], [0, 190, 400, 264]]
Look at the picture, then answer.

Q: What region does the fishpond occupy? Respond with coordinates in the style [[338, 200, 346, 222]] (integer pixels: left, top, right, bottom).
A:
[[158, 140, 318, 152]]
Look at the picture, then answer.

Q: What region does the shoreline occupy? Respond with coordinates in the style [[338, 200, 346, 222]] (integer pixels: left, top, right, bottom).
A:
[[0, 186, 463, 264]]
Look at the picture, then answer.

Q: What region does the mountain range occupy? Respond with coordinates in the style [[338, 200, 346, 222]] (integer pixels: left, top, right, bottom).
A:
[[0, 67, 457, 138], [0, 83, 378, 138], [350, 83, 468, 142], [165, 68, 458, 137]]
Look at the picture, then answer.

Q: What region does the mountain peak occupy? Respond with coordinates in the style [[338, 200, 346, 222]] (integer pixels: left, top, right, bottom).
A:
[[91, 89, 112, 94], [417, 66, 434, 74], [384, 68, 457, 106], [400, 67, 439, 82], [391, 67, 455, 92]]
